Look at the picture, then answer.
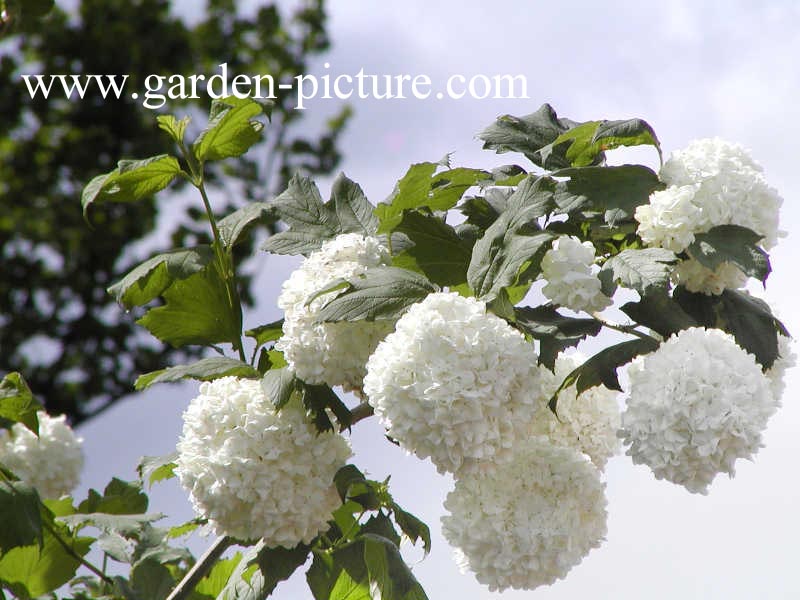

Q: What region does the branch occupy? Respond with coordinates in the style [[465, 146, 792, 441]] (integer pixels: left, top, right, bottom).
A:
[[591, 313, 660, 342], [350, 402, 374, 425], [166, 535, 233, 600]]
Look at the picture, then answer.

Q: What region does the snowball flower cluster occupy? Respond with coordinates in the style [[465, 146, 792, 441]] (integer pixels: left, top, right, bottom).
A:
[[635, 138, 783, 294], [533, 353, 621, 469], [766, 335, 796, 402], [0, 411, 83, 498], [175, 376, 352, 545], [540, 236, 611, 313], [441, 440, 607, 591], [619, 327, 778, 494], [276, 233, 394, 392], [363, 292, 548, 475]]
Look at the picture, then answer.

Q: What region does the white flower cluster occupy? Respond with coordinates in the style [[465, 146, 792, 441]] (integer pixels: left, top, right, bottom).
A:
[[540, 236, 611, 313], [276, 233, 394, 392], [363, 291, 547, 475], [0, 411, 83, 498], [766, 335, 796, 402], [619, 327, 778, 494], [175, 376, 352, 546], [441, 440, 607, 592], [635, 138, 783, 294], [533, 353, 622, 470]]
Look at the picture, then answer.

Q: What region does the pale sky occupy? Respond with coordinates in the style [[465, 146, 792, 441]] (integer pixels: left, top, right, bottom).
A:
[[79, 2, 800, 599]]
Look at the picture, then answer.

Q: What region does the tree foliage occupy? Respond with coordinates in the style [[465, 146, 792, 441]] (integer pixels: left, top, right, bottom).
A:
[[0, 0, 350, 423]]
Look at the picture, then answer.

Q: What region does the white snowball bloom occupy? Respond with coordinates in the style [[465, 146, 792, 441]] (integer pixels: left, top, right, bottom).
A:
[[672, 258, 748, 295], [540, 236, 611, 313], [659, 138, 782, 249], [619, 327, 778, 494], [634, 185, 705, 253], [0, 411, 83, 498], [363, 292, 548, 475], [175, 377, 352, 546], [276, 233, 394, 393], [533, 353, 621, 469], [635, 138, 782, 295], [766, 335, 796, 402], [441, 440, 607, 592]]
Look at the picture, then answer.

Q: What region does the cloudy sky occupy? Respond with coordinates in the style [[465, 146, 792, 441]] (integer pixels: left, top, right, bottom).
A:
[[78, 1, 800, 598]]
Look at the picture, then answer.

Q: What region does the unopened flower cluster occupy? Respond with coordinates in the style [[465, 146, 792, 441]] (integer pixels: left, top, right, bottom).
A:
[[175, 376, 351, 545], [276, 233, 394, 392], [635, 138, 783, 294], [0, 411, 84, 498], [540, 236, 611, 313], [618, 327, 778, 494]]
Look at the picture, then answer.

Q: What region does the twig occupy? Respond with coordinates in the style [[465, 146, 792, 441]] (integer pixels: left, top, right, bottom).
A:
[[350, 402, 374, 425], [166, 535, 233, 600]]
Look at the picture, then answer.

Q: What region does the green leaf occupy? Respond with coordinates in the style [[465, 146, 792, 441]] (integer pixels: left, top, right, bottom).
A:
[[261, 368, 297, 411], [109, 246, 215, 309], [674, 288, 787, 368], [0, 372, 42, 435], [360, 513, 401, 547], [216, 541, 308, 600], [620, 294, 697, 338], [331, 173, 380, 237], [598, 248, 678, 297], [249, 543, 310, 597], [193, 97, 267, 162], [0, 526, 92, 597], [195, 554, 242, 597], [137, 453, 178, 488], [393, 211, 473, 286], [549, 338, 659, 412], [263, 174, 378, 255], [315, 266, 436, 322], [82, 154, 181, 216], [301, 383, 352, 433], [513, 305, 602, 368], [477, 104, 577, 170], [245, 319, 285, 348], [375, 163, 437, 234], [156, 115, 190, 145], [138, 265, 242, 347], [59, 513, 164, 536], [551, 165, 663, 226], [131, 559, 175, 600], [374, 164, 486, 234], [391, 504, 431, 554], [467, 175, 557, 301], [217, 202, 275, 249], [77, 478, 148, 515], [135, 357, 259, 391], [308, 535, 428, 600], [0, 481, 42, 553], [687, 225, 771, 283], [547, 117, 661, 167]]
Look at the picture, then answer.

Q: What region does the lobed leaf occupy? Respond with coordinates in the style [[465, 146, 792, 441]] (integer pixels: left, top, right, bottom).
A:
[[135, 357, 259, 391], [316, 266, 437, 322], [263, 173, 378, 255], [217, 202, 275, 248], [687, 224, 771, 283], [393, 210, 474, 286], [0, 480, 42, 553], [0, 372, 42, 435], [108, 246, 215, 309], [599, 247, 678, 297], [193, 96, 268, 162], [82, 154, 182, 216]]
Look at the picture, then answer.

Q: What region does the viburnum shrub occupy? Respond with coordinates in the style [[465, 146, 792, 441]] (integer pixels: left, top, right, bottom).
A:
[[0, 99, 794, 599]]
